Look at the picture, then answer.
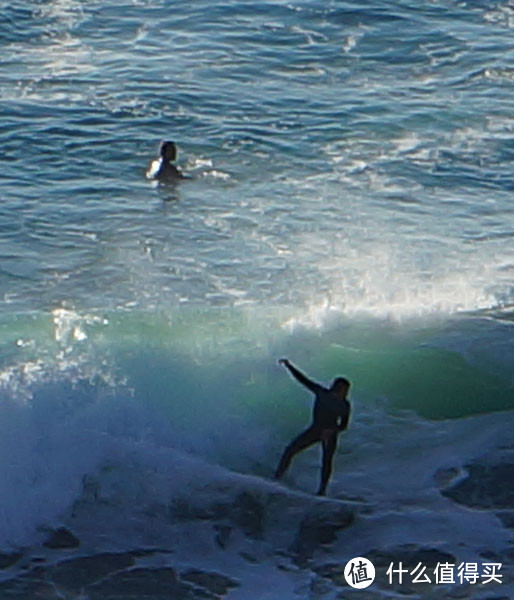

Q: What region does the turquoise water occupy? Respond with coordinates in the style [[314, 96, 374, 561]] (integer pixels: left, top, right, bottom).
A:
[[0, 0, 513, 564]]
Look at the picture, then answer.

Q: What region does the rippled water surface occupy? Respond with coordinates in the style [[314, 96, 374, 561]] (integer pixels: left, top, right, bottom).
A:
[[1, 9, 514, 590]]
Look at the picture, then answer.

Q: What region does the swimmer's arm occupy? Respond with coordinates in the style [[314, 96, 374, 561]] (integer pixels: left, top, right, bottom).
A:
[[146, 159, 161, 179], [279, 359, 321, 393]]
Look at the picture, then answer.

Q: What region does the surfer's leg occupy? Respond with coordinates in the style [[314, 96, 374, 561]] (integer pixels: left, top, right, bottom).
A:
[[317, 432, 338, 496], [274, 427, 319, 480]]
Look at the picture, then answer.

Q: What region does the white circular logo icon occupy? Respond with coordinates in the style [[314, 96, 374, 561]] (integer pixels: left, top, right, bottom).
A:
[[344, 557, 376, 589]]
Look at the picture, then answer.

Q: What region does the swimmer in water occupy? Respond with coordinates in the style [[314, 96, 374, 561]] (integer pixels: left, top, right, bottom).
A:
[[146, 141, 185, 182], [274, 359, 351, 496]]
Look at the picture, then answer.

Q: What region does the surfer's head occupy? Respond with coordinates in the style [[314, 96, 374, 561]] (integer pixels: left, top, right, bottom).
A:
[[330, 377, 350, 397], [160, 141, 177, 163]]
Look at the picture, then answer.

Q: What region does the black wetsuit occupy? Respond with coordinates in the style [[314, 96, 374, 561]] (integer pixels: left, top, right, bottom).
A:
[[157, 160, 184, 181], [274, 362, 350, 496]]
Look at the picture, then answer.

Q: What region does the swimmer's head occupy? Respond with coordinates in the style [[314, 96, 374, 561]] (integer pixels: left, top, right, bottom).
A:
[[160, 141, 177, 163], [331, 377, 350, 397]]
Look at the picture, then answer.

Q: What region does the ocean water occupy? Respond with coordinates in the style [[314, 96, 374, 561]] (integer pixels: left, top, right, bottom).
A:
[[1, 0, 513, 598]]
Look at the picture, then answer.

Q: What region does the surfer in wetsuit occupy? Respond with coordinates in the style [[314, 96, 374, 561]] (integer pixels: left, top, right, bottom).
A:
[[274, 359, 351, 496], [146, 141, 185, 182]]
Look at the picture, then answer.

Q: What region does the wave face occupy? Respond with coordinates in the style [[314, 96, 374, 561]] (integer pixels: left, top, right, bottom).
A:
[[0, 307, 512, 549]]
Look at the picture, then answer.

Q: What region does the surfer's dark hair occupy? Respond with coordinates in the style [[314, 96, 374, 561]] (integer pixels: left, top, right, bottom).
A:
[[332, 377, 350, 389]]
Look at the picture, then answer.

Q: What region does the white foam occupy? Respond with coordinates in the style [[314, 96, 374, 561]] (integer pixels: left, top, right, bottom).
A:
[[203, 169, 231, 180], [52, 308, 107, 346], [484, 1, 514, 27], [281, 236, 501, 328], [327, 406, 514, 563]]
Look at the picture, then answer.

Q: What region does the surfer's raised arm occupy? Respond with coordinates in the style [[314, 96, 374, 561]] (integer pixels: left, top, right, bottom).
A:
[[278, 359, 321, 393]]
